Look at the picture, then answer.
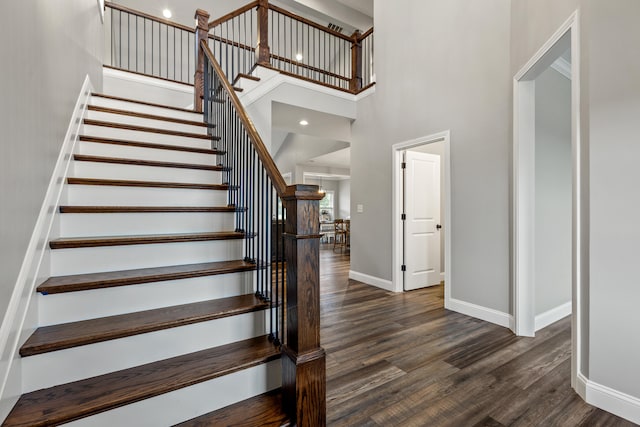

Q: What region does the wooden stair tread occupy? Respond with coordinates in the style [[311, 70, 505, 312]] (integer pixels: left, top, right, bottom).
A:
[[79, 135, 225, 155], [88, 105, 209, 127], [174, 389, 290, 427], [73, 154, 224, 171], [59, 206, 238, 214], [237, 73, 261, 82], [83, 119, 215, 140], [37, 260, 256, 294], [67, 177, 228, 190], [5, 336, 279, 427], [92, 93, 201, 114], [49, 231, 246, 249], [20, 295, 268, 357]]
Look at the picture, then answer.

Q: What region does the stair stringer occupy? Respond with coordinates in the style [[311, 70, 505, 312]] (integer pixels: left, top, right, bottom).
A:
[[0, 76, 94, 421]]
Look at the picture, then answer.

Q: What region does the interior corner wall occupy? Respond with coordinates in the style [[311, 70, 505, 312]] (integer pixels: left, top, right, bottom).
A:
[[534, 67, 572, 315], [351, 0, 511, 312], [0, 0, 104, 321]]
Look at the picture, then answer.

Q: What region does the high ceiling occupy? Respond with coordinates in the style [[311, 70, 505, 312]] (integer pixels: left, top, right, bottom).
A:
[[334, 0, 373, 18]]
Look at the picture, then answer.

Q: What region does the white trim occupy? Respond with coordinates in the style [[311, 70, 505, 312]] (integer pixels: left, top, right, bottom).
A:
[[446, 298, 512, 329], [578, 373, 640, 424], [97, 0, 105, 23], [391, 131, 451, 301], [534, 301, 571, 331], [0, 76, 93, 421], [512, 12, 582, 399], [103, 67, 194, 94], [513, 12, 577, 81], [348, 270, 394, 292], [551, 57, 572, 80]]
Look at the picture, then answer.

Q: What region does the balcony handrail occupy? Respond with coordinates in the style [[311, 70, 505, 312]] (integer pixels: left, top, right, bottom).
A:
[[358, 27, 374, 41], [208, 1, 260, 29], [267, 3, 353, 42], [201, 41, 287, 195], [105, 1, 194, 33]]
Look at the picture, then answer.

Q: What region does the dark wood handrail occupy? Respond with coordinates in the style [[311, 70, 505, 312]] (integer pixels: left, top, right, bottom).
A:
[[268, 4, 353, 42], [260, 64, 354, 94], [208, 34, 254, 53], [208, 0, 260, 29], [200, 40, 287, 196], [358, 27, 374, 40], [104, 1, 194, 33]]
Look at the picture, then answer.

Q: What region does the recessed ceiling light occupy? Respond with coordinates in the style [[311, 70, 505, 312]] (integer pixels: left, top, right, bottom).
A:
[[162, 9, 172, 18], [295, 53, 303, 61], [299, 120, 309, 126]]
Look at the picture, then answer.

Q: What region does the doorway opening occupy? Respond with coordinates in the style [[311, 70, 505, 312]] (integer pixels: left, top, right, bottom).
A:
[[513, 12, 581, 391], [392, 131, 452, 300]]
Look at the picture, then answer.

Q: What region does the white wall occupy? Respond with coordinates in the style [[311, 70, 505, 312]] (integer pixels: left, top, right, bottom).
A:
[[351, 0, 511, 313], [338, 179, 351, 218], [583, 0, 640, 403], [0, 0, 104, 329], [534, 67, 572, 316]]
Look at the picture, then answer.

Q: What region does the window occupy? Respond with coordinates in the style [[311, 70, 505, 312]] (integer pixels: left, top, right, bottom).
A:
[[319, 191, 335, 221]]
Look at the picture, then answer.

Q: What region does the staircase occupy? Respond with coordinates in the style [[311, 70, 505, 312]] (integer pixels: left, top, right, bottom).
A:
[[2, 91, 290, 426]]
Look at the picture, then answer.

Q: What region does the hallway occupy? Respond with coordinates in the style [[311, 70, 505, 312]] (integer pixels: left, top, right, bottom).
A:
[[319, 248, 635, 426]]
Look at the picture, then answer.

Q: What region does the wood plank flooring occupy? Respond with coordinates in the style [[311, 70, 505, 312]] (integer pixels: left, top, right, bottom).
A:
[[319, 245, 636, 426]]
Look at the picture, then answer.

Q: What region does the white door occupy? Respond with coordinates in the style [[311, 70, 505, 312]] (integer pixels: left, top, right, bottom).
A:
[[403, 150, 441, 290]]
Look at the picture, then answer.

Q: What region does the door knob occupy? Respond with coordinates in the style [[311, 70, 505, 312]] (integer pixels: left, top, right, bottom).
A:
[[436, 224, 442, 230]]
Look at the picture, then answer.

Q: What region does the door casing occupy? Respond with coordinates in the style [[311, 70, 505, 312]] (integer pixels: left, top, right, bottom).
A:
[[392, 131, 451, 303]]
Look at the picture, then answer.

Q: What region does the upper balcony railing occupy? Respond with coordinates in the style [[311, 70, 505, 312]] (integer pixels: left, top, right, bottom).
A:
[[104, 0, 374, 94], [104, 1, 196, 85]]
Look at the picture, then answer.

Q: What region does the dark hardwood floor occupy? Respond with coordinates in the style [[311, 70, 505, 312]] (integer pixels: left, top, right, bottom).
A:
[[319, 245, 636, 426]]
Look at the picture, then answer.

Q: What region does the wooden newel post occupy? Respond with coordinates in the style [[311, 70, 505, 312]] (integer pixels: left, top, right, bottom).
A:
[[350, 30, 362, 92], [256, 0, 271, 66], [194, 9, 210, 113], [282, 184, 326, 426]]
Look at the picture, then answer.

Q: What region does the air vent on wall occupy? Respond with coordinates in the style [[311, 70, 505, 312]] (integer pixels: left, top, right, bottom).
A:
[[328, 23, 344, 33]]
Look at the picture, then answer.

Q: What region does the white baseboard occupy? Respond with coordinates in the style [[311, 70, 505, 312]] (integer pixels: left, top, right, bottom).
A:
[[348, 270, 395, 292], [577, 373, 640, 424], [0, 76, 93, 422], [446, 298, 511, 328], [535, 301, 571, 331]]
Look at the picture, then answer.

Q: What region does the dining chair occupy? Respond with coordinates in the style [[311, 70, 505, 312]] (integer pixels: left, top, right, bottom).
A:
[[333, 219, 347, 252]]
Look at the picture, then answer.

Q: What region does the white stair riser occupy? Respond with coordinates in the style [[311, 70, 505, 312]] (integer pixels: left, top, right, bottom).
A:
[[72, 161, 222, 185], [59, 212, 235, 237], [22, 311, 271, 392], [38, 272, 257, 325], [237, 77, 260, 92], [50, 240, 245, 276], [87, 110, 208, 135], [90, 97, 203, 122], [64, 185, 229, 207], [61, 360, 281, 427], [82, 124, 212, 149], [78, 141, 220, 166]]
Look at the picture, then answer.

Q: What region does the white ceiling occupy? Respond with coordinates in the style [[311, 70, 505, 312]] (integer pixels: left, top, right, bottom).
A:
[[305, 147, 351, 169], [272, 102, 352, 142]]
